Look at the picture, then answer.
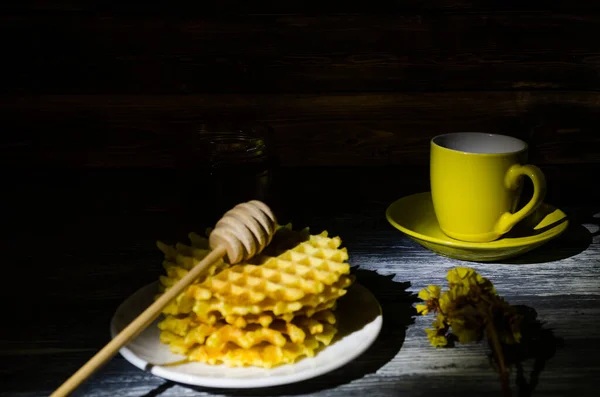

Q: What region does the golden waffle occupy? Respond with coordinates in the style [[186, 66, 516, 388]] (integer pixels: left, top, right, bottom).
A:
[[158, 230, 351, 315], [157, 227, 352, 317], [201, 234, 351, 302], [158, 224, 308, 286], [186, 336, 327, 368], [159, 309, 336, 338], [159, 316, 338, 368], [156, 225, 303, 294], [223, 305, 337, 329], [155, 225, 351, 368], [157, 232, 228, 284], [187, 274, 352, 320], [158, 311, 336, 354]]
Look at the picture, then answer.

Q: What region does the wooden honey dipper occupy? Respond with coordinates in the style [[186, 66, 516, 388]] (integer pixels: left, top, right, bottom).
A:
[[51, 200, 277, 397]]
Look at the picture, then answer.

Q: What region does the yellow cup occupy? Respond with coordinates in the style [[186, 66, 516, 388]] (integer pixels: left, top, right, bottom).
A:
[[430, 132, 546, 243]]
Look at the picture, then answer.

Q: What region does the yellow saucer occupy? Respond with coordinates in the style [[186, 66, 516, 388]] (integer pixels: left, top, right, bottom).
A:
[[385, 192, 569, 262]]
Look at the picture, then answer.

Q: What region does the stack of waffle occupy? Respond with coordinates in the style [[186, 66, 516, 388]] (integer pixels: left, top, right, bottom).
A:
[[155, 225, 354, 368]]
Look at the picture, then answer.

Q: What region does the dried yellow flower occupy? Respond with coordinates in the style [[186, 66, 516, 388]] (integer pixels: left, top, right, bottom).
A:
[[446, 267, 497, 296], [416, 267, 524, 397], [418, 285, 442, 300], [417, 268, 521, 348], [448, 316, 482, 344], [416, 285, 441, 315], [425, 327, 448, 348]]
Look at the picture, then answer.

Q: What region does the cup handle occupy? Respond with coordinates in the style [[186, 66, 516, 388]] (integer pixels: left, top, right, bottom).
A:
[[494, 164, 547, 235]]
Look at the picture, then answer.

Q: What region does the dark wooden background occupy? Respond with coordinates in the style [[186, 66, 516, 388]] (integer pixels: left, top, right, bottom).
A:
[[2, 3, 600, 396], [1, 0, 599, 170]]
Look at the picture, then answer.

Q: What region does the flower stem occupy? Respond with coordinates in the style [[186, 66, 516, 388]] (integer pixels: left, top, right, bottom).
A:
[[487, 321, 512, 397]]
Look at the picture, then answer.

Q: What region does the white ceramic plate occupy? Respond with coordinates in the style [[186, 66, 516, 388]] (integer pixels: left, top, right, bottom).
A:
[[110, 281, 383, 388]]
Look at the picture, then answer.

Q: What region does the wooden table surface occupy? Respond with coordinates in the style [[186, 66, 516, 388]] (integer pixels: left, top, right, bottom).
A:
[[2, 166, 599, 397]]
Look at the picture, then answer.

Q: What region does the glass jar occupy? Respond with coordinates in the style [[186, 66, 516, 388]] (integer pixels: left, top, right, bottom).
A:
[[175, 123, 277, 228]]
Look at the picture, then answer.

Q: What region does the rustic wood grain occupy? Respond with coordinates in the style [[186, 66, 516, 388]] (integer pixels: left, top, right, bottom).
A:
[[2, 92, 599, 167], [3, 13, 600, 93], [1, 168, 599, 397], [3, 0, 598, 393], [2, 0, 600, 13]]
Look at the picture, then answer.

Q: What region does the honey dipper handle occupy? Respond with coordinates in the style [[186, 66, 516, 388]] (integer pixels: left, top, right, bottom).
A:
[[50, 246, 227, 397]]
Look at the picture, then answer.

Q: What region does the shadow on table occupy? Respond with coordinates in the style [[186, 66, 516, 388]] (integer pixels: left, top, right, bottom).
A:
[[500, 207, 599, 265], [137, 381, 174, 397], [140, 268, 418, 397], [488, 305, 565, 397]]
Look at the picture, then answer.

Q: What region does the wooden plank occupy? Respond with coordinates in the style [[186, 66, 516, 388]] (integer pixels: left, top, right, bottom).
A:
[[2, 1, 600, 14], [2, 168, 600, 396], [2, 92, 600, 167], [3, 13, 600, 93]]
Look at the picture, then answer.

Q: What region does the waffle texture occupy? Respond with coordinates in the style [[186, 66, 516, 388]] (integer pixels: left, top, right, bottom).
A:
[[155, 224, 352, 368]]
